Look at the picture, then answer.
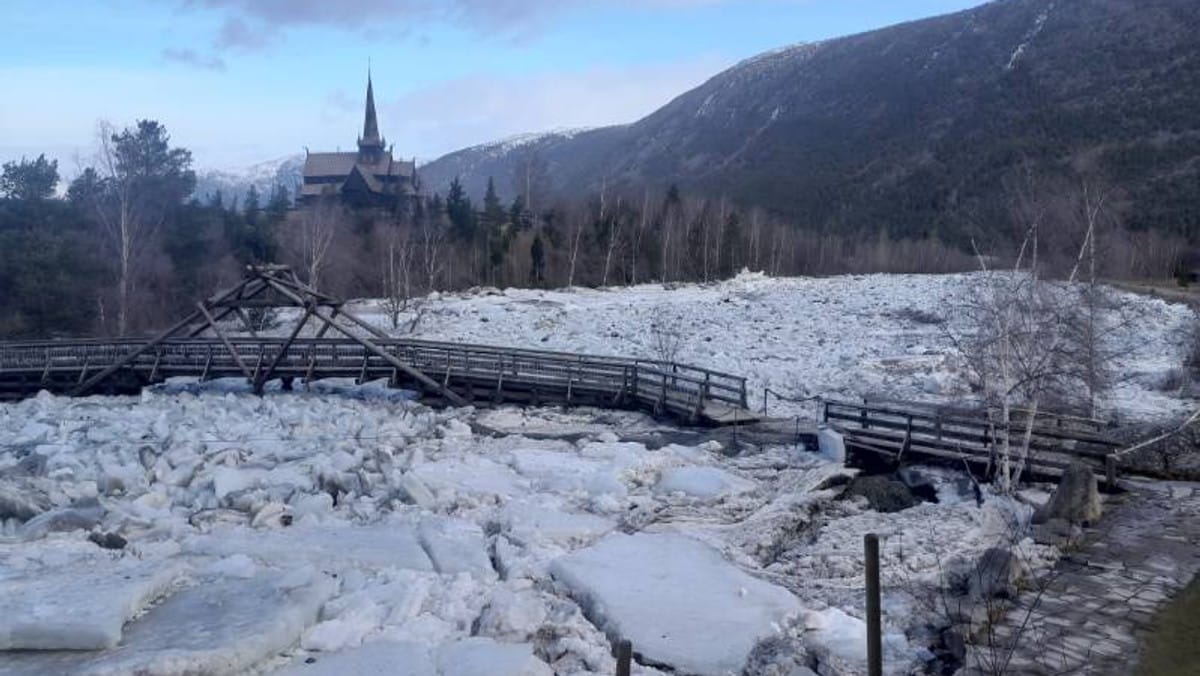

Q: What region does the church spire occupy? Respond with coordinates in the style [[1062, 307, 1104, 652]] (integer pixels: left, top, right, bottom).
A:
[[361, 70, 381, 147]]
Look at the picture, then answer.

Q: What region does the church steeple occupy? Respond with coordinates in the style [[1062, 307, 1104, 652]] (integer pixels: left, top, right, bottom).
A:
[[362, 72, 381, 146], [358, 70, 385, 164]]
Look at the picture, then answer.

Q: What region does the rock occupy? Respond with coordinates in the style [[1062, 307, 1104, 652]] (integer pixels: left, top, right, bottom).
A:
[[1033, 462, 1102, 525], [1031, 517, 1084, 547], [968, 547, 1016, 600], [941, 628, 966, 664], [89, 531, 128, 550], [841, 475, 919, 513]]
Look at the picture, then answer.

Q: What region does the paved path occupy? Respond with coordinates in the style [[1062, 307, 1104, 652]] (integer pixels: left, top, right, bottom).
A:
[[966, 480, 1200, 675]]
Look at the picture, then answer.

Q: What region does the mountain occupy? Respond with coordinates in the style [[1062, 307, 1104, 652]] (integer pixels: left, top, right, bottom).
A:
[[417, 129, 593, 202], [418, 0, 1200, 241], [193, 154, 304, 207]]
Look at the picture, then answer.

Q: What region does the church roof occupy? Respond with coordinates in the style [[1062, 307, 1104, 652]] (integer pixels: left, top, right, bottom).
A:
[[303, 152, 358, 178], [302, 152, 415, 178]]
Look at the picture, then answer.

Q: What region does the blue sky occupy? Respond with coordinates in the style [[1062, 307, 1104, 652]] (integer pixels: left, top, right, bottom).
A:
[[0, 0, 987, 173]]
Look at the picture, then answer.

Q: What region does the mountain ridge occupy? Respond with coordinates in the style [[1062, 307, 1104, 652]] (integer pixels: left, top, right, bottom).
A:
[[419, 0, 1200, 242]]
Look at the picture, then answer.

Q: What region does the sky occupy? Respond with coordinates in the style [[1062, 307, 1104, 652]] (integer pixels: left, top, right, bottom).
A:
[[0, 0, 988, 174]]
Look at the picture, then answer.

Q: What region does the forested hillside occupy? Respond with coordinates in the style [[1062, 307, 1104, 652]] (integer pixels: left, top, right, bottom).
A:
[[421, 0, 1200, 244]]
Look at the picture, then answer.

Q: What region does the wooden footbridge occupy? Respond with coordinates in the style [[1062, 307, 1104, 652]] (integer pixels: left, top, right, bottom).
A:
[[823, 399, 1126, 488], [0, 266, 753, 425]]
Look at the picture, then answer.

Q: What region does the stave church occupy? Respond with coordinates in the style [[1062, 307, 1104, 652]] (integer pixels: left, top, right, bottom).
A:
[[299, 74, 419, 210]]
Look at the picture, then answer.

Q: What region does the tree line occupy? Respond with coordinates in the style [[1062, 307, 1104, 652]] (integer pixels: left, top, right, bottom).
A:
[[0, 119, 1189, 338]]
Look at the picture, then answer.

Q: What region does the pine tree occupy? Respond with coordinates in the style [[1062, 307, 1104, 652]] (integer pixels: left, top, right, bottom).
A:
[[244, 185, 261, 227], [481, 177, 511, 285], [445, 177, 475, 241]]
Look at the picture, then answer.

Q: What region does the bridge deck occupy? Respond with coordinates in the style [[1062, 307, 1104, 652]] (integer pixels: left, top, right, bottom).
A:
[[824, 399, 1125, 488], [0, 337, 756, 426]]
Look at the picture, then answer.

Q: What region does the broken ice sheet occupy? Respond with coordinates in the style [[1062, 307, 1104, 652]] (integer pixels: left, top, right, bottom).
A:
[[0, 572, 337, 676], [274, 637, 551, 676], [0, 558, 186, 650], [552, 531, 802, 676]]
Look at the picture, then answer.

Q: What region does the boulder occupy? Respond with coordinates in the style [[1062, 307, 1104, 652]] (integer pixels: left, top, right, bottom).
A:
[[967, 547, 1016, 600], [1031, 517, 1084, 547], [1033, 462, 1102, 525], [841, 475, 919, 513]]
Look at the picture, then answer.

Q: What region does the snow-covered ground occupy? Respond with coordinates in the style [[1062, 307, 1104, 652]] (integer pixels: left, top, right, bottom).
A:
[[0, 272, 1193, 675]]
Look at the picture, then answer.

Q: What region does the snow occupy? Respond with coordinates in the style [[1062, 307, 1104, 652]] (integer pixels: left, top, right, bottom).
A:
[[551, 532, 803, 675], [1, 271, 1193, 675]]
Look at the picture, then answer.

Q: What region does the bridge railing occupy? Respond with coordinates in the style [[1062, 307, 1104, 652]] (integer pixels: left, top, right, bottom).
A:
[[0, 337, 749, 413], [822, 398, 1123, 485]]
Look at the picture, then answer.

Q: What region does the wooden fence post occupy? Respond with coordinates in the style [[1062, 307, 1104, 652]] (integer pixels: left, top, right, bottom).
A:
[[615, 639, 632, 676], [865, 533, 882, 676]]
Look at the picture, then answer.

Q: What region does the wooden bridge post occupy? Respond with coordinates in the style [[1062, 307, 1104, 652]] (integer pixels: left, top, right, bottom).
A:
[[865, 533, 882, 676], [39, 348, 50, 385]]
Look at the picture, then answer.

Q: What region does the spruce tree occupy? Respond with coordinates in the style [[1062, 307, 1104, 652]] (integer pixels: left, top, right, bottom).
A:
[[445, 177, 475, 240]]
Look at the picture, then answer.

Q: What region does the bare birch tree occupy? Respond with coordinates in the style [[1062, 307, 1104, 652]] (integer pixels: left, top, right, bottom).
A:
[[951, 175, 1130, 491], [295, 200, 340, 291], [420, 211, 446, 293], [566, 204, 586, 288], [85, 120, 195, 335], [380, 224, 415, 330]]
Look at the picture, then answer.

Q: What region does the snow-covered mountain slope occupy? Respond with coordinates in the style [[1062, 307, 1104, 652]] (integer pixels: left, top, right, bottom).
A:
[[193, 154, 304, 206], [417, 128, 594, 201], [420, 0, 1200, 236]]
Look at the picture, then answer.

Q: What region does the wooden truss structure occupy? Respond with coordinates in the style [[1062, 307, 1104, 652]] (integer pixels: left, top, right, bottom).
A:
[[72, 265, 467, 405]]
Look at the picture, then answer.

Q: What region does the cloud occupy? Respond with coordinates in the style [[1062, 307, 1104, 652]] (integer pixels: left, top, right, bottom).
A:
[[183, 0, 750, 48], [161, 48, 227, 71], [214, 16, 273, 51]]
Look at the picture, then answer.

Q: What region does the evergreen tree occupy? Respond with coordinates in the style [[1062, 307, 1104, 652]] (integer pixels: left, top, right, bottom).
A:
[[530, 234, 546, 284], [244, 185, 261, 227], [66, 168, 104, 207], [445, 177, 475, 240], [266, 185, 290, 223], [508, 195, 529, 231], [481, 177, 512, 285], [0, 154, 59, 201]]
